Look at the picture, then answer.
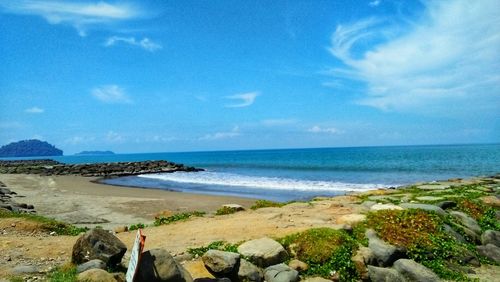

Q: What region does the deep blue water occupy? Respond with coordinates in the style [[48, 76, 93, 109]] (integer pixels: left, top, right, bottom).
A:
[[4, 144, 500, 202]]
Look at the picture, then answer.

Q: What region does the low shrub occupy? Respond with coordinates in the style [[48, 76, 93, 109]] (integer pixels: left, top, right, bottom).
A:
[[250, 200, 284, 210], [154, 211, 205, 226], [215, 206, 239, 215], [0, 210, 87, 236], [187, 241, 239, 257]]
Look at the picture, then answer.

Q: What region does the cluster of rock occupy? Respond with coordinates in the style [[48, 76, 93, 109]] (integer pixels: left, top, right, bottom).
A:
[[0, 159, 202, 177], [0, 181, 35, 214]]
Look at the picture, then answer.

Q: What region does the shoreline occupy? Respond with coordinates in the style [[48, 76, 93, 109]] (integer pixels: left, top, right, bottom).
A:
[[0, 173, 258, 229]]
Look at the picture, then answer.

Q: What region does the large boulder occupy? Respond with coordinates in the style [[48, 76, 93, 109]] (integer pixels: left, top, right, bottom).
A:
[[72, 228, 127, 267], [477, 244, 500, 263], [399, 203, 446, 216], [450, 211, 481, 234], [136, 248, 193, 282], [264, 264, 299, 282], [202, 250, 240, 277], [237, 237, 288, 267], [367, 266, 405, 282], [77, 268, 116, 282], [352, 246, 376, 281], [366, 229, 405, 266], [481, 230, 500, 247], [238, 259, 263, 282], [76, 259, 107, 273], [393, 259, 440, 282]]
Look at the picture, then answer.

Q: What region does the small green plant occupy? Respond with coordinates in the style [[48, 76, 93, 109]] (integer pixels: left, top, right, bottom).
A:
[[278, 228, 358, 281], [154, 211, 205, 226], [250, 200, 284, 210], [187, 241, 239, 257], [0, 210, 87, 236], [48, 264, 78, 282], [215, 206, 239, 215], [8, 276, 24, 282], [129, 222, 146, 231]]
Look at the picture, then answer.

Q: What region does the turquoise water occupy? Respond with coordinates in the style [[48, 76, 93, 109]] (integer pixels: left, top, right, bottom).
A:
[[5, 144, 499, 201]]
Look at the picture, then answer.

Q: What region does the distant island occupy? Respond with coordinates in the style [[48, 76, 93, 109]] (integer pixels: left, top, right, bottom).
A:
[[0, 139, 63, 157], [75, 151, 115, 156]]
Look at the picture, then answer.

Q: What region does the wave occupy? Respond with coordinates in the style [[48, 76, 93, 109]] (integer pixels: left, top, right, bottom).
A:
[[138, 171, 389, 192]]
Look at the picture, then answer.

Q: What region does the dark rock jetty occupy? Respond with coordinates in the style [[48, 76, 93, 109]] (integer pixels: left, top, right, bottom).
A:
[[0, 159, 203, 177]]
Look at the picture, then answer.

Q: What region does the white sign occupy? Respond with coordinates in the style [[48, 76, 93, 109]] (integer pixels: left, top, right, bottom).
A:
[[126, 229, 146, 282]]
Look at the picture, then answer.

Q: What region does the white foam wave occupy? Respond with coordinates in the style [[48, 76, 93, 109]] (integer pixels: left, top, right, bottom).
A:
[[138, 171, 387, 192]]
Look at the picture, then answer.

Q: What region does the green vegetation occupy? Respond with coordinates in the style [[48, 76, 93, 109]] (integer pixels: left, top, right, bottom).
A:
[[278, 228, 358, 281], [0, 210, 87, 236], [47, 264, 77, 282], [154, 211, 205, 226], [129, 222, 146, 231], [0, 139, 63, 157], [8, 277, 23, 282], [250, 200, 285, 210], [457, 199, 500, 231], [187, 241, 239, 257], [215, 206, 240, 215]]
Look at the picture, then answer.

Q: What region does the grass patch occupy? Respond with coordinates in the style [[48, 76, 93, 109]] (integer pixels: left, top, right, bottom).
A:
[[0, 210, 87, 236], [456, 199, 500, 231], [215, 206, 240, 215], [154, 211, 205, 226], [250, 200, 285, 210], [278, 228, 358, 281], [187, 241, 239, 257], [48, 264, 77, 282], [129, 222, 146, 231]]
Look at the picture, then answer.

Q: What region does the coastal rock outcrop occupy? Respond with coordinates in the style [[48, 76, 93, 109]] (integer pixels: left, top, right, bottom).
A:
[[71, 228, 127, 267], [393, 259, 440, 282], [237, 237, 288, 267], [202, 250, 240, 277], [366, 229, 406, 267], [263, 263, 299, 282]]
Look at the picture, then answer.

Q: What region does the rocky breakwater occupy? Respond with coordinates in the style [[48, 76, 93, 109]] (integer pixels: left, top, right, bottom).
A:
[[0, 159, 203, 177], [0, 180, 36, 214]]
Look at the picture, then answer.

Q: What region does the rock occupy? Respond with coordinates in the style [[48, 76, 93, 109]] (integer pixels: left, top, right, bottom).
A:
[[288, 259, 308, 272], [301, 278, 331, 282], [202, 250, 240, 276], [477, 244, 500, 263], [366, 229, 405, 266], [77, 268, 116, 282], [362, 201, 377, 209], [415, 196, 444, 202], [174, 253, 194, 263], [352, 246, 376, 281], [399, 203, 446, 216], [12, 265, 39, 274], [264, 264, 299, 282], [451, 248, 480, 267], [136, 248, 193, 282], [450, 211, 481, 235], [436, 200, 457, 210], [370, 203, 403, 211], [443, 224, 466, 244], [113, 226, 128, 233], [480, 196, 500, 208], [76, 259, 107, 273], [193, 279, 231, 282], [113, 272, 126, 282], [72, 228, 127, 267], [222, 204, 245, 211], [238, 259, 263, 282], [237, 237, 288, 267], [337, 213, 366, 225], [367, 266, 405, 282], [481, 230, 500, 247], [393, 259, 440, 282]]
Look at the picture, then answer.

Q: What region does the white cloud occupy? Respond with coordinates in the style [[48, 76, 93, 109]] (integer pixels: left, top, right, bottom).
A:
[[329, 0, 500, 113], [225, 92, 259, 108], [261, 119, 297, 127], [369, 0, 381, 7], [105, 131, 124, 143], [24, 106, 44, 114], [0, 1, 142, 36], [105, 36, 162, 52], [91, 85, 131, 104], [64, 135, 95, 145], [308, 125, 342, 134], [200, 126, 240, 140], [0, 121, 24, 129]]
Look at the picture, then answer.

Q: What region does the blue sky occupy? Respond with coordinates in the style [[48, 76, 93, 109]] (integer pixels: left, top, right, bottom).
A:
[[0, 0, 499, 154]]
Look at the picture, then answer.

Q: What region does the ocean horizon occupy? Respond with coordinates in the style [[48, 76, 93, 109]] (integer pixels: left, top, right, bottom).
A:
[[5, 143, 498, 202]]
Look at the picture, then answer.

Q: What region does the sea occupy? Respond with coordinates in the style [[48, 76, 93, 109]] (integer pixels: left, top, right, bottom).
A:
[[34, 144, 500, 202]]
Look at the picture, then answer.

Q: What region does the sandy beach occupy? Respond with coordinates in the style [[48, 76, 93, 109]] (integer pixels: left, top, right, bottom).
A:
[[0, 173, 258, 229]]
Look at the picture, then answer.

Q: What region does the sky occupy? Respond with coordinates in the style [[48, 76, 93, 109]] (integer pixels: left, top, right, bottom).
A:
[[0, 0, 499, 154]]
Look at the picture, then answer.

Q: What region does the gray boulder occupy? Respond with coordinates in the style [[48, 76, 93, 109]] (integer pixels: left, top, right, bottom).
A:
[[238, 259, 263, 282], [264, 264, 299, 282], [477, 244, 500, 263], [367, 266, 406, 282], [366, 229, 406, 266], [202, 250, 240, 276], [393, 259, 440, 282], [443, 224, 467, 244], [76, 259, 106, 273], [12, 265, 39, 274], [450, 211, 481, 234], [301, 278, 331, 282], [399, 203, 446, 216], [237, 237, 288, 267], [481, 230, 500, 247], [136, 248, 193, 282], [352, 246, 376, 281], [77, 268, 116, 282], [436, 200, 457, 210], [71, 228, 127, 267]]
